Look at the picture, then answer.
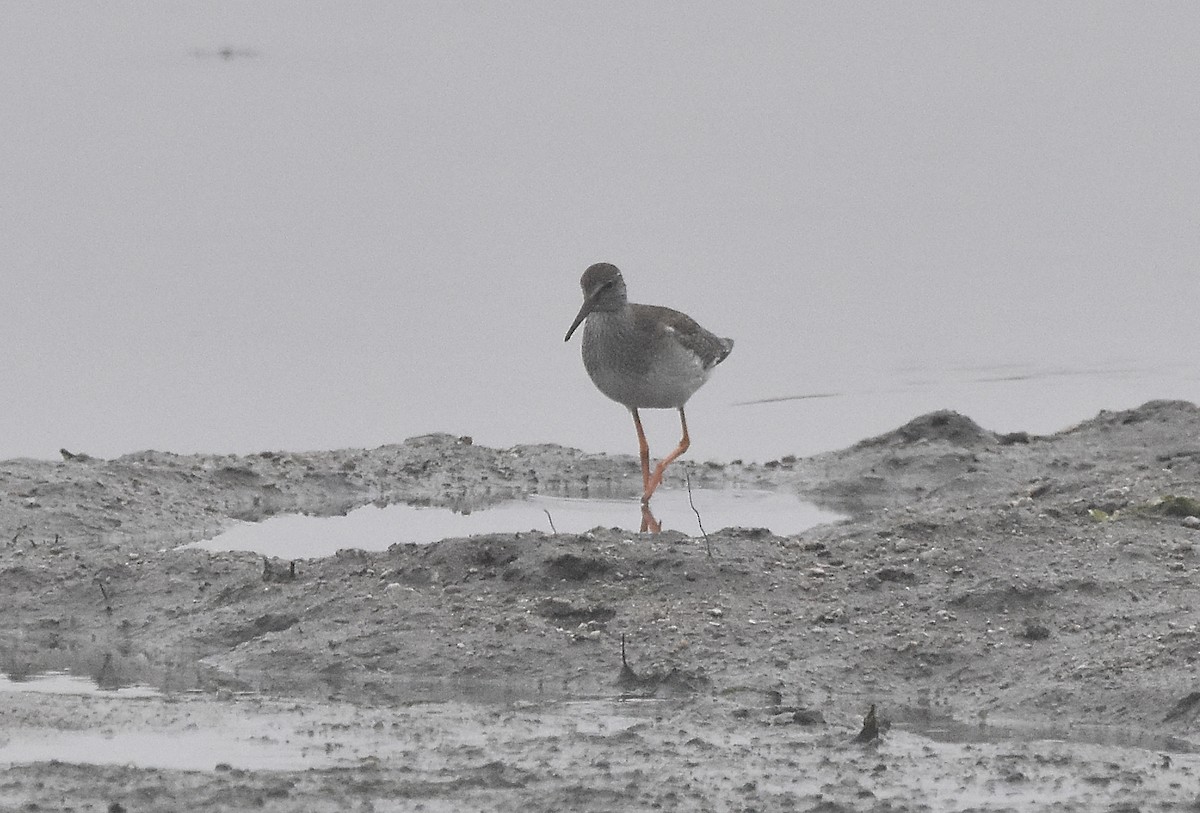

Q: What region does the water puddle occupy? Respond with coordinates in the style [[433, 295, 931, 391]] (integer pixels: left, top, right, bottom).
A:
[[1, 641, 209, 698], [0, 695, 674, 771], [191, 488, 841, 559], [905, 717, 1199, 754], [0, 720, 340, 771], [0, 671, 160, 699]]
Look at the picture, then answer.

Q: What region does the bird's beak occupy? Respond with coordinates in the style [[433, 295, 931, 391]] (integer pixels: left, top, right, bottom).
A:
[[564, 292, 598, 342]]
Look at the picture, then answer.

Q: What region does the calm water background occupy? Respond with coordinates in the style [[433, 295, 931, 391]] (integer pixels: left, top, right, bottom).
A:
[[3, 4, 1198, 463]]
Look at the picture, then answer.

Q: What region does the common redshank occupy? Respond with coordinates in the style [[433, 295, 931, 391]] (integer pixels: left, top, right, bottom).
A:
[[564, 262, 734, 505]]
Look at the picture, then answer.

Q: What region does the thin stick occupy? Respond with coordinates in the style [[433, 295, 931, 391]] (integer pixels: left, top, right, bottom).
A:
[[95, 578, 112, 614], [685, 469, 712, 558], [544, 509, 558, 535]]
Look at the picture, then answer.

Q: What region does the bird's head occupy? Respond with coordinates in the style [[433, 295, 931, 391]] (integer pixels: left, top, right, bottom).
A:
[[564, 262, 627, 342]]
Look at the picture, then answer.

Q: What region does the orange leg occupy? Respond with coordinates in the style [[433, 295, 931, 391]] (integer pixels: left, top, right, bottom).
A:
[[639, 502, 662, 534], [630, 408, 652, 498], [642, 407, 690, 504]]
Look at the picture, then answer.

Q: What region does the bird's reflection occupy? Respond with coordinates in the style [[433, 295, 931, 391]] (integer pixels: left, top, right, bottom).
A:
[[93, 652, 123, 691]]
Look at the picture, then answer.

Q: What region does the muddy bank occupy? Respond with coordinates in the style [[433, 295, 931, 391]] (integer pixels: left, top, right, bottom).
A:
[[3, 400, 1200, 810]]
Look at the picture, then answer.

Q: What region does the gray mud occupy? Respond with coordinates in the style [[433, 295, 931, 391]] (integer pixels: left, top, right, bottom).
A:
[[3, 400, 1200, 810]]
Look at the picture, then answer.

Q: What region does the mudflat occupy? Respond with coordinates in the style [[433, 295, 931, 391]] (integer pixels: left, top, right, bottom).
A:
[[2, 400, 1200, 811]]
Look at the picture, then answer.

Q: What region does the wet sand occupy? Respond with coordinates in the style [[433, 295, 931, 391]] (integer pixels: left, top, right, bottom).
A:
[[3, 400, 1200, 810]]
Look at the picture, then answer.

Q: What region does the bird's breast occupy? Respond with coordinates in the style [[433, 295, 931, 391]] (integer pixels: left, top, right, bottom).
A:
[[580, 311, 711, 409]]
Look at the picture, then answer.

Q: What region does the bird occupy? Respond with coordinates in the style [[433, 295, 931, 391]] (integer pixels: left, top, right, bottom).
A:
[[564, 262, 733, 506]]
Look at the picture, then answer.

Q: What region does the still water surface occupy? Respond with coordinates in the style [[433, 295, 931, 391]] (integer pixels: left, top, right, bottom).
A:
[[195, 489, 842, 559], [3, 6, 1198, 463], [0, 672, 160, 698]]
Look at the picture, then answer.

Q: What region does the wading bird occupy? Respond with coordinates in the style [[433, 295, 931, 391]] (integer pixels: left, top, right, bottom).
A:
[[564, 262, 734, 511]]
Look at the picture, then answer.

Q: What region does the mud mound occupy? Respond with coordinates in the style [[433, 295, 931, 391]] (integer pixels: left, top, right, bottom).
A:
[[6, 400, 1200, 811], [378, 534, 525, 586], [1066, 399, 1200, 433], [855, 410, 994, 449]]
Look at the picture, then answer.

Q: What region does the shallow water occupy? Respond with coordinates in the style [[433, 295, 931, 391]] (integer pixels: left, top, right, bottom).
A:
[[4, 694, 1197, 783], [4, 5, 1199, 468], [0, 696, 666, 771], [0, 643, 208, 698], [192, 488, 842, 559], [906, 717, 1199, 755], [862, 730, 1200, 809], [0, 721, 331, 771], [0, 672, 161, 699]]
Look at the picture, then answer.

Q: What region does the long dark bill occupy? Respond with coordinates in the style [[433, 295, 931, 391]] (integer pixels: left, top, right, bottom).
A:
[[563, 294, 598, 342]]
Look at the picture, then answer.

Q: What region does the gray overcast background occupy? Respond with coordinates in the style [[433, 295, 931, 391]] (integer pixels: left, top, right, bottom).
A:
[[3, 3, 1198, 462]]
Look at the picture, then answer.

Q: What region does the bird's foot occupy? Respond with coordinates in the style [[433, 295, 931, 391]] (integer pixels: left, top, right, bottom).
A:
[[640, 503, 661, 534]]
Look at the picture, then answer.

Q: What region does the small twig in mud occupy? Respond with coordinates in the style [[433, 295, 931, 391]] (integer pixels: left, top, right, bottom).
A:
[[618, 633, 640, 688], [544, 509, 558, 535], [95, 578, 112, 615], [262, 557, 298, 583], [685, 471, 712, 558], [11, 525, 28, 545], [853, 703, 880, 744]]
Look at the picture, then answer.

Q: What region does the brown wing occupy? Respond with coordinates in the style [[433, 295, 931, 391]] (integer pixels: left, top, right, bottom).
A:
[[633, 304, 734, 370]]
